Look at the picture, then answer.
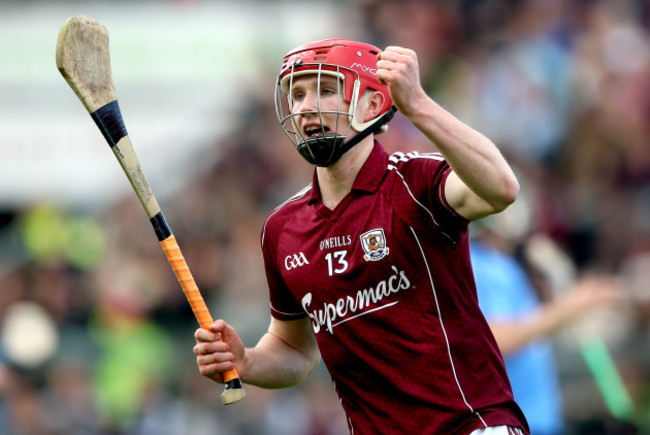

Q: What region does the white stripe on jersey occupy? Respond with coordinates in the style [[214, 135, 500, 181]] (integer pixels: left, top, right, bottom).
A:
[[409, 226, 488, 429], [388, 151, 419, 165], [387, 151, 444, 170], [261, 184, 312, 246], [389, 166, 441, 228], [387, 152, 457, 244], [470, 426, 523, 435], [269, 304, 305, 319]]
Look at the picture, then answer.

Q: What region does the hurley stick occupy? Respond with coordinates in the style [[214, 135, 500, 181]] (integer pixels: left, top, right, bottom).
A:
[[56, 14, 245, 404]]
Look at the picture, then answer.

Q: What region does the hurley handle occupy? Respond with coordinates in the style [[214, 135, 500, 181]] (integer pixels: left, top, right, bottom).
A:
[[160, 236, 243, 388]]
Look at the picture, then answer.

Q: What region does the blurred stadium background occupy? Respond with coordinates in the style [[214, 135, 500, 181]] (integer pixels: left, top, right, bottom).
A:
[[1, 0, 649, 433]]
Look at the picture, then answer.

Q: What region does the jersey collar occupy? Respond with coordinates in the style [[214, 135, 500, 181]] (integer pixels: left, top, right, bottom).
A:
[[308, 141, 388, 204]]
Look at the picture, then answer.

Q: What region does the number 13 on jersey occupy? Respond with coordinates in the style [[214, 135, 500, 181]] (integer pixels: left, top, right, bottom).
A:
[[325, 250, 349, 276]]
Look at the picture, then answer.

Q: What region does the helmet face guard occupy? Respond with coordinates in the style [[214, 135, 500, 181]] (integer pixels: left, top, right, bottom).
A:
[[275, 39, 396, 167], [275, 62, 356, 166]]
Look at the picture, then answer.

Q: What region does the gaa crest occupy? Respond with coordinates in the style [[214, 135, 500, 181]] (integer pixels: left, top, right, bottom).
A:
[[360, 229, 390, 262]]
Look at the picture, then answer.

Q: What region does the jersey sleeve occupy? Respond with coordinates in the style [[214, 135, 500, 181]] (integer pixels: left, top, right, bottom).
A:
[[261, 214, 307, 321], [392, 152, 469, 234], [430, 164, 468, 230]]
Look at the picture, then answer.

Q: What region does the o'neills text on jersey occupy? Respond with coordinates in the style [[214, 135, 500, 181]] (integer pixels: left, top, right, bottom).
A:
[[319, 235, 352, 251], [301, 266, 411, 334]]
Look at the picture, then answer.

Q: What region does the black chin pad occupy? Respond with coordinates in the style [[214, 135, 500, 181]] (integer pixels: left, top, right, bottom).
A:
[[295, 106, 398, 167], [297, 134, 346, 167]]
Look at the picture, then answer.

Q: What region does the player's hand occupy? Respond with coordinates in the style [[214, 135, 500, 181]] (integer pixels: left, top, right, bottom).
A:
[[562, 274, 623, 315], [193, 319, 246, 384], [376, 46, 428, 117]]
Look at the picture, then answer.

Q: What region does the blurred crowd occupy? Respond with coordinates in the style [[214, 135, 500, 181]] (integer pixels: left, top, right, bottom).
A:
[[2, 0, 650, 433]]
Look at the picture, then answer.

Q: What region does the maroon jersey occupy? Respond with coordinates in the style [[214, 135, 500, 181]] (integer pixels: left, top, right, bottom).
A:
[[261, 142, 528, 434]]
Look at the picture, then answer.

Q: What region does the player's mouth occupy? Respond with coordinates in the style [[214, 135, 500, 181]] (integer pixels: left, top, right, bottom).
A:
[[303, 125, 330, 138]]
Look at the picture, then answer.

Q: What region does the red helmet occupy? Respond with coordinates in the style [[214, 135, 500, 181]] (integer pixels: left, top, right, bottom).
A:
[[275, 39, 396, 166], [279, 39, 393, 115]]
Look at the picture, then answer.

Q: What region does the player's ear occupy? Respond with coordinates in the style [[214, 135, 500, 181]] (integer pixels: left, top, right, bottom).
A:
[[362, 90, 385, 123]]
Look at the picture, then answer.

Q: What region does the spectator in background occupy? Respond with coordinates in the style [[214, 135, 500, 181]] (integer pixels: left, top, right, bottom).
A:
[[470, 181, 622, 435]]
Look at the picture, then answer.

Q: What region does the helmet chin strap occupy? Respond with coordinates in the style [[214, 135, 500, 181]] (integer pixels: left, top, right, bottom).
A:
[[296, 105, 398, 167], [333, 104, 398, 162]]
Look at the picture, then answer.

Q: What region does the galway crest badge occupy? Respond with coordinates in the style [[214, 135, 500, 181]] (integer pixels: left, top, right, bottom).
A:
[[360, 229, 390, 262]]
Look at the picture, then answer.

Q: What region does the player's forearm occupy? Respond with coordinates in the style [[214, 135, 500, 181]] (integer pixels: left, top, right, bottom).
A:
[[490, 300, 576, 355], [406, 96, 519, 211], [240, 332, 320, 389], [490, 321, 548, 355]]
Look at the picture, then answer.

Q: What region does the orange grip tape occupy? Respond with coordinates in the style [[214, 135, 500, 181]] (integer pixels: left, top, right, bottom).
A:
[[160, 235, 240, 383], [160, 235, 213, 328]]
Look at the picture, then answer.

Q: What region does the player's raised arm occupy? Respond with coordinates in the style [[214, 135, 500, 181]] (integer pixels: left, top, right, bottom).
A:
[[377, 46, 519, 221], [194, 317, 320, 389]]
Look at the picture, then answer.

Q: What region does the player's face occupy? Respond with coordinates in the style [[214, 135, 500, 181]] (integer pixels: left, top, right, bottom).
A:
[[289, 74, 351, 139]]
